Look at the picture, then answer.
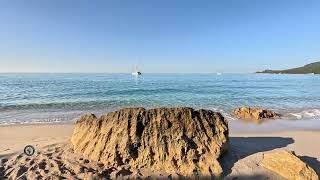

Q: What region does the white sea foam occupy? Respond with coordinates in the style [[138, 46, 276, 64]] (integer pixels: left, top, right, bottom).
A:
[[219, 108, 320, 121], [287, 109, 320, 119]]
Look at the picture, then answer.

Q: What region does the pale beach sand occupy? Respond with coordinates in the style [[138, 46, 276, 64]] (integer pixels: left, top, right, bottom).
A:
[[0, 123, 319, 179], [222, 130, 320, 179], [0, 124, 74, 156]]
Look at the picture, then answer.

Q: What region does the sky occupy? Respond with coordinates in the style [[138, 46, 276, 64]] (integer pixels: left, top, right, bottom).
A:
[[0, 0, 319, 73]]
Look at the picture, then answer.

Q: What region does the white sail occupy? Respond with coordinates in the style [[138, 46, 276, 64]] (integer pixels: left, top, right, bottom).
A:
[[132, 65, 142, 76]]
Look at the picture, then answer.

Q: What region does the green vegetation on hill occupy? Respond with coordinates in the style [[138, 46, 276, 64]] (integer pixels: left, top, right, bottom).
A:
[[257, 61, 320, 74]]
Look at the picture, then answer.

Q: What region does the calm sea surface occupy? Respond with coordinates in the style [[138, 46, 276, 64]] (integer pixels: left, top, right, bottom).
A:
[[0, 73, 320, 127]]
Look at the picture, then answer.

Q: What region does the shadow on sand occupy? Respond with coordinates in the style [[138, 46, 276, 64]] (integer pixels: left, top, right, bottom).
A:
[[299, 156, 320, 176], [219, 136, 294, 177], [219, 136, 320, 178]]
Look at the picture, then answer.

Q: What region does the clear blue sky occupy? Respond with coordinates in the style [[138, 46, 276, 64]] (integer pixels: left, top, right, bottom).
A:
[[0, 0, 319, 73]]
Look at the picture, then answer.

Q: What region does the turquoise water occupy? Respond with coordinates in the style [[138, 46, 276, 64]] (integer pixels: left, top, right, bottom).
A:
[[0, 73, 320, 125]]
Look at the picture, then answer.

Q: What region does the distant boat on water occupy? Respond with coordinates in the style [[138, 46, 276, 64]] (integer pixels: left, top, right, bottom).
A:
[[132, 65, 142, 76], [216, 72, 222, 75]]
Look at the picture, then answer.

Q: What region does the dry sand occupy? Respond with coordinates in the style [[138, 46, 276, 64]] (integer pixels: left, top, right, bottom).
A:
[[0, 123, 319, 179]]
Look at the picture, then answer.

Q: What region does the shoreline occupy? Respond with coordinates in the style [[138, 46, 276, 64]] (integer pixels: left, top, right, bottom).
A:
[[0, 121, 75, 127], [1, 105, 320, 126], [1, 116, 320, 133]]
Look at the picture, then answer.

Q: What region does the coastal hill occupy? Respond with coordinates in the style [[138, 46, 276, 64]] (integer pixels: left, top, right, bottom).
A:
[[257, 61, 320, 74]]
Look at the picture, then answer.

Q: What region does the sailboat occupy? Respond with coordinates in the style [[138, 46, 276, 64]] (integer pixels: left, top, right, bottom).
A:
[[132, 65, 142, 76]]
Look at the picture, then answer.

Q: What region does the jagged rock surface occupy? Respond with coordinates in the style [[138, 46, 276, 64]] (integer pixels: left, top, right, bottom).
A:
[[234, 107, 279, 122], [259, 150, 318, 180], [70, 107, 229, 178]]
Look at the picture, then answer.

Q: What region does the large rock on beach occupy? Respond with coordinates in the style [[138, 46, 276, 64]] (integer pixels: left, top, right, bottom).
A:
[[70, 107, 229, 178], [259, 150, 318, 180], [234, 107, 279, 122]]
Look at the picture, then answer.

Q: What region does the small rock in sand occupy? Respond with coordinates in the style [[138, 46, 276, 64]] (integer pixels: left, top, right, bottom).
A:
[[259, 150, 318, 180]]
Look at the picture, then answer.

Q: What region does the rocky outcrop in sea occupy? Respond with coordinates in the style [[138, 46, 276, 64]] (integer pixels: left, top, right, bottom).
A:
[[234, 107, 279, 122]]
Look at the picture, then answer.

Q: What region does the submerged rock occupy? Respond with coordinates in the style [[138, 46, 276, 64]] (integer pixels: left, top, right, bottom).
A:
[[259, 150, 318, 180], [234, 107, 279, 122], [70, 107, 229, 178]]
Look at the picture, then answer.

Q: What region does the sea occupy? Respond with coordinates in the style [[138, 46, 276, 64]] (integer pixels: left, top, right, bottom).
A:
[[1, 73, 320, 131]]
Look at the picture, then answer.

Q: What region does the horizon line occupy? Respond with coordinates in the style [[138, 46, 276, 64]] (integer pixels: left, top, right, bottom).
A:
[[0, 72, 253, 74]]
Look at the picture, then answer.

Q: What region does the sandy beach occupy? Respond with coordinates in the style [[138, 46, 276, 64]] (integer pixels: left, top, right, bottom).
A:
[[1, 0, 320, 178], [1, 122, 319, 179]]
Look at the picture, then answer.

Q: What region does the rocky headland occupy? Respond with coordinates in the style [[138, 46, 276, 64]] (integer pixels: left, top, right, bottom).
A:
[[256, 61, 320, 74]]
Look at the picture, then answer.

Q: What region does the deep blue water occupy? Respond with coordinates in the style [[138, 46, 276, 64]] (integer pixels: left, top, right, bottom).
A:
[[0, 73, 320, 125]]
